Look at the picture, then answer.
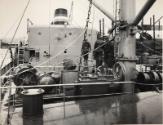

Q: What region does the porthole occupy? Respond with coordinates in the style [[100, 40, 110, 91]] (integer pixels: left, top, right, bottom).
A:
[[38, 32, 42, 35], [56, 37, 62, 41]]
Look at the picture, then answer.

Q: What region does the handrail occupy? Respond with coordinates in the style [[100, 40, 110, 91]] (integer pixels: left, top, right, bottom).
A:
[[0, 80, 162, 89], [35, 65, 64, 68], [0, 81, 135, 89]]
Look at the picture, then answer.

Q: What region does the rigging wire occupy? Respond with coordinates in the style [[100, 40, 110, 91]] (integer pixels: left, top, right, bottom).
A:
[[68, 1, 74, 25], [154, 16, 163, 25], [35, 1, 95, 67], [90, 6, 95, 61], [79, 0, 93, 72], [3, 17, 20, 39], [113, 0, 115, 19], [1, 35, 91, 78], [1, 1, 161, 78], [42, 34, 113, 68], [1, 31, 161, 79], [138, 41, 161, 55], [90, 6, 95, 45], [0, 0, 31, 123], [36, 30, 86, 66], [78, 35, 114, 66], [83, 0, 93, 41], [48, 0, 51, 65], [0, 35, 114, 79], [32, 1, 114, 68], [0, 0, 31, 114], [0, 33, 114, 78], [0, 0, 31, 70]]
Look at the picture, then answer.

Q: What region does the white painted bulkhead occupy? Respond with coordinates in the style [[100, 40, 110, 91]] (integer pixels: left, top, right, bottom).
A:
[[28, 25, 97, 69]]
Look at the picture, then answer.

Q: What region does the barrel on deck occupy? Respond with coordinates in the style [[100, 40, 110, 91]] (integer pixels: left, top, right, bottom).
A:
[[21, 89, 44, 117]]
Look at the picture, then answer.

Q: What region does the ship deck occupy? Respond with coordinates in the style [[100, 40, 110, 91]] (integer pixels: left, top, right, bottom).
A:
[[9, 91, 162, 125]]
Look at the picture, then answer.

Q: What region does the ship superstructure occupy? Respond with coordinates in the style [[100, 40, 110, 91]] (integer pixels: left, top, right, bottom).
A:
[[20, 8, 97, 72]]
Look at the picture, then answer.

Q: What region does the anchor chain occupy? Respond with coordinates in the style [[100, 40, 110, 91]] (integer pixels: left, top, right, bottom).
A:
[[79, 0, 93, 72], [83, 0, 93, 41]]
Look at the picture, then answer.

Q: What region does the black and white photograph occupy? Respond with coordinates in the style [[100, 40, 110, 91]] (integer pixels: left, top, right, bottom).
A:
[[0, 0, 162, 124]]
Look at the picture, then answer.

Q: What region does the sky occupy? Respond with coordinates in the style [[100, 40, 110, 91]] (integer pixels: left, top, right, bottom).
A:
[[0, 0, 162, 39]]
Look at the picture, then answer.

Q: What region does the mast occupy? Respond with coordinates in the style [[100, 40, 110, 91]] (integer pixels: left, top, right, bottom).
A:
[[87, 0, 156, 92], [118, 0, 156, 92], [153, 15, 156, 54], [118, 0, 136, 92], [69, 1, 74, 25]]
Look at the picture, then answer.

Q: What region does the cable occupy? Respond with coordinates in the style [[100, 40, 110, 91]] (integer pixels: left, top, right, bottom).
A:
[[138, 41, 161, 55], [0, 1, 31, 118], [3, 16, 20, 39], [50, 34, 113, 68], [90, 6, 95, 44], [0, 26, 125, 80], [36, 30, 86, 66], [79, 0, 95, 71], [37, 31, 85, 66], [154, 16, 163, 24], [0, 0, 31, 70], [83, 0, 93, 40], [0, 35, 114, 78], [3, 1, 113, 73], [48, 0, 51, 63], [79, 35, 114, 65]]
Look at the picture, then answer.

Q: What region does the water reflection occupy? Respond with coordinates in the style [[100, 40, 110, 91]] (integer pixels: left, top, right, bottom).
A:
[[118, 94, 139, 124], [13, 92, 162, 125], [76, 94, 139, 124], [23, 116, 43, 125], [75, 93, 162, 124]]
